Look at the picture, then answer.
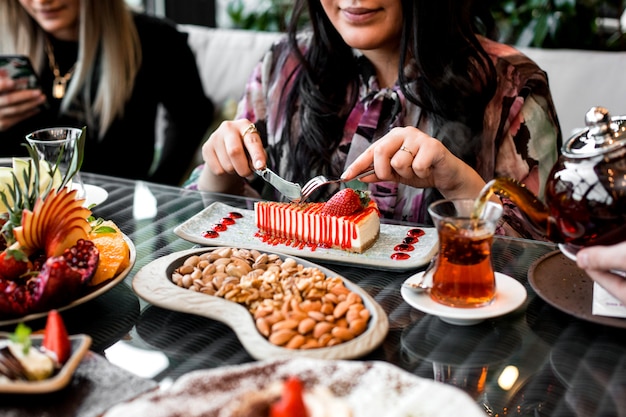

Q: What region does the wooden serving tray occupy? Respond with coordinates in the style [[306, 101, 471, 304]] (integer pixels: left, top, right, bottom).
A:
[[132, 247, 389, 360]]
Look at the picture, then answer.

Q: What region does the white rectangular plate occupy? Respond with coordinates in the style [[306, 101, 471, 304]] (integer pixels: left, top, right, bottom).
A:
[[174, 202, 438, 271]]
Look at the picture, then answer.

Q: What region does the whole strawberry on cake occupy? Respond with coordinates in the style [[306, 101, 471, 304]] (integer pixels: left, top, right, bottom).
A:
[[0, 128, 129, 318], [255, 188, 380, 253]]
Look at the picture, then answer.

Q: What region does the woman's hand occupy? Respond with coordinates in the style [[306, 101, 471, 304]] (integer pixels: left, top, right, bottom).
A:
[[0, 76, 46, 131], [577, 242, 626, 305], [342, 126, 488, 199], [197, 119, 268, 193]]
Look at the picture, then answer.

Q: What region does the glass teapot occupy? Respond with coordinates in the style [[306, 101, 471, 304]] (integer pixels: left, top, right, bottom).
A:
[[483, 106, 626, 257]]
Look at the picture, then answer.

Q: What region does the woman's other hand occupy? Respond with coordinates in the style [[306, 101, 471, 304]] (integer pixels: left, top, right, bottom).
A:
[[342, 126, 488, 199], [0, 75, 46, 131], [577, 242, 626, 305]]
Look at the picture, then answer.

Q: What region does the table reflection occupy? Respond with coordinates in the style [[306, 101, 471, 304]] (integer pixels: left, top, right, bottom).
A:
[[401, 315, 523, 413]]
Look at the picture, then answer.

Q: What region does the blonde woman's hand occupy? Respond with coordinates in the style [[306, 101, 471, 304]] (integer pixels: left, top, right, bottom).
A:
[[342, 126, 488, 199], [0, 76, 46, 131], [197, 119, 267, 193], [577, 242, 626, 305]]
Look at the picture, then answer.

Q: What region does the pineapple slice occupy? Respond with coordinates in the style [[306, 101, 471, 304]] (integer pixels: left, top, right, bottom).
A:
[[0, 168, 13, 213], [0, 158, 62, 214]]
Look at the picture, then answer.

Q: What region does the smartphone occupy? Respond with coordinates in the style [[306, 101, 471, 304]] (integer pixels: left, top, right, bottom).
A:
[[0, 55, 41, 90]]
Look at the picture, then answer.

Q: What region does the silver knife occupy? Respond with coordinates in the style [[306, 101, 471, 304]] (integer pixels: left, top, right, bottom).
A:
[[255, 168, 302, 202]]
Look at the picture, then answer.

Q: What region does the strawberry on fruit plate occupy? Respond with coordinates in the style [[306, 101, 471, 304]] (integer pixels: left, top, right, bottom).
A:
[[321, 188, 371, 217], [0, 249, 30, 280], [0, 127, 103, 318]]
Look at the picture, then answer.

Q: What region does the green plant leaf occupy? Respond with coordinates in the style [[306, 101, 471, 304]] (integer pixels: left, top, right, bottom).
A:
[[10, 323, 32, 354]]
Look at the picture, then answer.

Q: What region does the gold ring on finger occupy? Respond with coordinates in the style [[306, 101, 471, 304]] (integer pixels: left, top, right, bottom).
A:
[[241, 123, 259, 138], [400, 145, 414, 157]]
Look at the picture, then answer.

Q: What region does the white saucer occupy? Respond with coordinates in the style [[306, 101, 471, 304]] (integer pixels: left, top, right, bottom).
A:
[[401, 272, 527, 325], [72, 183, 108, 207]]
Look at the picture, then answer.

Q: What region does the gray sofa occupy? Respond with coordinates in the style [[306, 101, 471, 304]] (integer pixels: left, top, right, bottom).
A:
[[171, 25, 626, 176]]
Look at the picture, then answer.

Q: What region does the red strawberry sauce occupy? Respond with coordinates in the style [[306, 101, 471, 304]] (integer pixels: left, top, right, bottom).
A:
[[389, 228, 426, 260], [202, 212, 243, 238]]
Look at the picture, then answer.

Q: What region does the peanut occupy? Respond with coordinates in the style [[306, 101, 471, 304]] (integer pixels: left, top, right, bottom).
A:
[[349, 318, 368, 336], [269, 329, 297, 346], [298, 317, 316, 334], [286, 334, 306, 349], [332, 326, 355, 341], [272, 319, 299, 332], [313, 321, 334, 339], [256, 317, 270, 337]]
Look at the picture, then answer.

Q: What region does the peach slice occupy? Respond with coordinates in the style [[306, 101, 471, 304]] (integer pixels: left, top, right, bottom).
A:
[[14, 188, 91, 257]]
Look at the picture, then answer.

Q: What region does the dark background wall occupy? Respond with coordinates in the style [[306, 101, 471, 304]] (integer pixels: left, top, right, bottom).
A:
[[143, 0, 216, 27]]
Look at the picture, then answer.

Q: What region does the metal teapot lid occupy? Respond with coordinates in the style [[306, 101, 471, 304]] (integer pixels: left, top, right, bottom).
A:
[[564, 106, 626, 158]]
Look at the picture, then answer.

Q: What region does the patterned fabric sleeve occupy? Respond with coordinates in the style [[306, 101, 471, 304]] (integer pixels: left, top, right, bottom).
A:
[[479, 39, 562, 239], [495, 91, 562, 239]]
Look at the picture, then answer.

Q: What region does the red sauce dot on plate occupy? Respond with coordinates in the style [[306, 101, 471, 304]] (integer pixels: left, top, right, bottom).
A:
[[203, 230, 219, 238], [394, 243, 414, 252], [221, 217, 236, 225], [403, 236, 418, 244], [407, 228, 425, 238], [212, 223, 227, 232], [228, 212, 243, 219], [391, 252, 411, 260]]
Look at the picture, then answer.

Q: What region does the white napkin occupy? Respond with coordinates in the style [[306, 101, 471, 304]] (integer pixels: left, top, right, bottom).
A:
[[592, 283, 626, 318]]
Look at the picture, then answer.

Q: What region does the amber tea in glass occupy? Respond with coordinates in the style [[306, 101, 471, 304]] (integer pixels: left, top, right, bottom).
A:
[[428, 199, 503, 308]]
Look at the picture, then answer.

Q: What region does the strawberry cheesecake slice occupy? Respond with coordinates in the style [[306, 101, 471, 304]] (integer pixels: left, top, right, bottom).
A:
[[254, 189, 380, 253]]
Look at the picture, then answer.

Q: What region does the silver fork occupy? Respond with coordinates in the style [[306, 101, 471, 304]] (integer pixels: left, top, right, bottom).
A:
[[300, 167, 376, 202]]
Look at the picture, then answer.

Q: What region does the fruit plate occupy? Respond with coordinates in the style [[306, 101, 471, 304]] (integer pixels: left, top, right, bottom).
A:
[[102, 358, 486, 417], [0, 333, 92, 393], [0, 235, 136, 327], [174, 202, 438, 271], [132, 246, 389, 360]]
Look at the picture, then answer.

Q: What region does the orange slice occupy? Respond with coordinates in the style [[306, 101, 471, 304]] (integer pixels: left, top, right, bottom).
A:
[[88, 221, 130, 286]]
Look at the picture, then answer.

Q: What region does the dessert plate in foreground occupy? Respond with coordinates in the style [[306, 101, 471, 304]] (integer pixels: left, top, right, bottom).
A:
[[132, 247, 389, 360], [174, 202, 438, 270], [0, 333, 91, 394], [401, 272, 527, 325], [0, 235, 136, 327], [102, 358, 486, 417]]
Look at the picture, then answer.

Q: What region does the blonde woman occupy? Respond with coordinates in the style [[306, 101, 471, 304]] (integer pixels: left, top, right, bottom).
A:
[[0, 0, 213, 185]]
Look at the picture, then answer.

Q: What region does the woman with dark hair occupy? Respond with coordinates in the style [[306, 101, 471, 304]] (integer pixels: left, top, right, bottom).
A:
[[185, 0, 561, 238]]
